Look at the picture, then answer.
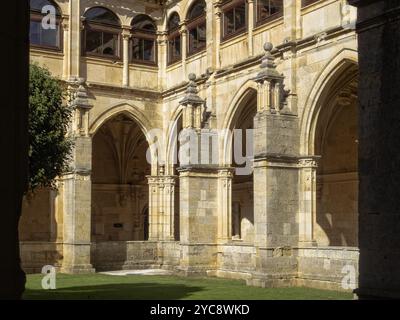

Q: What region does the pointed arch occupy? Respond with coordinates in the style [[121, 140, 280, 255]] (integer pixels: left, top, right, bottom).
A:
[[300, 48, 358, 155], [220, 81, 258, 166], [165, 105, 184, 175], [89, 103, 158, 175]]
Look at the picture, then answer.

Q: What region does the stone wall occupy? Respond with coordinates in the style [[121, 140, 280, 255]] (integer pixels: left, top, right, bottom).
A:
[[92, 241, 180, 271], [297, 246, 359, 291], [20, 242, 63, 274], [22, 0, 362, 292]]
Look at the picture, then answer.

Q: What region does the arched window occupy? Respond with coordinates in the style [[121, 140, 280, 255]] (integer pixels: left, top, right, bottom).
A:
[[187, 0, 206, 56], [30, 0, 62, 49], [83, 7, 121, 59], [167, 13, 181, 64], [255, 0, 283, 25], [221, 0, 247, 40], [131, 15, 157, 64]]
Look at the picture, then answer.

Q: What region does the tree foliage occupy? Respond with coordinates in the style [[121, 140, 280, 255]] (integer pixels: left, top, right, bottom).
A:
[[29, 64, 73, 190]]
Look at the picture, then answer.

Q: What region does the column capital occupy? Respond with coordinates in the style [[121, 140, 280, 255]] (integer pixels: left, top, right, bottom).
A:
[[214, 1, 223, 12], [61, 15, 69, 30], [218, 167, 235, 178], [79, 16, 86, 30], [122, 27, 132, 40], [179, 22, 188, 34], [298, 156, 320, 168]]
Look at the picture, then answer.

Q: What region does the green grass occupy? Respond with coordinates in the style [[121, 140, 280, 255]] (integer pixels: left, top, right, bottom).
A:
[[23, 273, 353, 300]]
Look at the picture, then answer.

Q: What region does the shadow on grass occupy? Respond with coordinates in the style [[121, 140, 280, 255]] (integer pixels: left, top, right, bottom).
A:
[[24, 282, 204, 300]]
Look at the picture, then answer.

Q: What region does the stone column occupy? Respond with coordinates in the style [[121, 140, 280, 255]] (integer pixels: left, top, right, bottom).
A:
[[147, 176, 162, 241], [60, 78, 94, 274], [247, 0, 254, 56], [214, 2, 222, 69], [298, 158, 318, 246], [62, 17, 70, 80], [162, 176, 177, 241], [178, 167, 219, 275], [180, 23, 188, 79], [249, 43, 300, 287], [157, 31, 168, 90], [283, 0, 300, 41], [217, 168, 234, 243], [349, 0, 400, 299], [279, 0, 300, 115], [122, 28, 131, 87], [68, 0, 82, 78], [177, 74, 220, 275], [206, 0, 215, 70]]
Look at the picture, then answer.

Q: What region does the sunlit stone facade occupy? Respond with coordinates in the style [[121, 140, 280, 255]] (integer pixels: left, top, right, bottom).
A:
[[21, 0, 359, 291]]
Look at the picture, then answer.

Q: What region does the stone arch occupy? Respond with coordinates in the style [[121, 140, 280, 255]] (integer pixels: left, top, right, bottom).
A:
[[182, 0, 205, 20], [82, 6, 122, 26], [300, 49, 359, 247], [220, 81, 258, 166], [167, 10, 181, 23], [90, 103, 158, 174], [165, 106, 184, 176], [90, 107, 152, 246], [300, 48, 358, 156], [30, 0, 62, 15], [220, 81, 257, 243]]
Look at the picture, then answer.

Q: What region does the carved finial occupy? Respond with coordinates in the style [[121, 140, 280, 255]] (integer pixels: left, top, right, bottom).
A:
[[253, 42, 282, 82], [71, 78, 92, 109], [261, 42, 275, 69], [179, 74, 205, 106], [264, 42, 273, 52], [188, 73, 196, 81], [252, 42, 291, 114]]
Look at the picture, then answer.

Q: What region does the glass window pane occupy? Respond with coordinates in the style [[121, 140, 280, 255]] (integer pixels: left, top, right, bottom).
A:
[[189, 28, 198, 51], [174, 36, 181, 57], [189, 1, 206, 20], [143, 39, 154, 61], [168, 13, 180, 30], [224, 9, 235, 36], [30, 20, 60, 47], [132, 38, 143, 60], [86, 30, 103, 54], [197, 23, 206, 47], [132, 15, 156, 32], [84, 7, 120, 26], [29, 21, 41, 45], [102, 32, 117, 56], [30, 0, 60, 14], [258, 0, 283, 21], [169, 36, 181, 62], [41, 26, 59, 47], [235, 5, 246, 30]]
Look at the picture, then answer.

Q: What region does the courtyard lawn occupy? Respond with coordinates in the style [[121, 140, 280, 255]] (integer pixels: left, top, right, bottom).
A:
[[23, 273, 353, 300]]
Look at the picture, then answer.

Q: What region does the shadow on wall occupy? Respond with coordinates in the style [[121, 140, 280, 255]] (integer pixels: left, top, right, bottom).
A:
[[24, 283, 203, 300], [314, 68, 359, 247]]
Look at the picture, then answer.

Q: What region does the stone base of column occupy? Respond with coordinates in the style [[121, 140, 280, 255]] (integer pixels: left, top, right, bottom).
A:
[[178, 243, 218, 276], [61, 243, 95, 274], [246, 247, 298, 288]]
